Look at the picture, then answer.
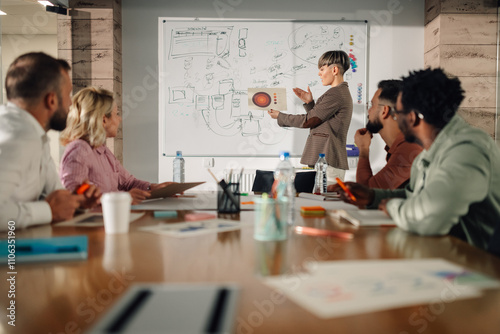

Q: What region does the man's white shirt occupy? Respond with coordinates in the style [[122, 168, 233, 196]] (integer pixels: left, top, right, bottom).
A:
[[0, 102, 63, 230]]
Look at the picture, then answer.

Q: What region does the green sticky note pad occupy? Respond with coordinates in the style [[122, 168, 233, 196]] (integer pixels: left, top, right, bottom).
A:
[[154, 211, 178, 218]]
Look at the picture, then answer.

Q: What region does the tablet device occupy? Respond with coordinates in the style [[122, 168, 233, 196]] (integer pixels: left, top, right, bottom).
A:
[[87, 284, 240, 334]]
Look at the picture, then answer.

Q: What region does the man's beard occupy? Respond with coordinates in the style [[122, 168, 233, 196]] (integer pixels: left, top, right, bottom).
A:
[[49, 105, 67, 131], [399, 122, 420, 145], [403, 132, 417, 143], [366, 119, 383, 134]]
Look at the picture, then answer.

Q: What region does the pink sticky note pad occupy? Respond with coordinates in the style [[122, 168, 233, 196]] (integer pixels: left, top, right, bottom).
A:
[[184, 213, 217, 222]]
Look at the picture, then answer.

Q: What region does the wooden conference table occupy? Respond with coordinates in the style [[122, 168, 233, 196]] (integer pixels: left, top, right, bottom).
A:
[[2, 197, 500, 334]]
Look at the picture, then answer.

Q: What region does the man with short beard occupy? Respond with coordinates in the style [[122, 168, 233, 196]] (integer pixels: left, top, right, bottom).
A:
[[355, 80, 422, 189], [330, 69, 500, 251], [0, 52, 100, 231]]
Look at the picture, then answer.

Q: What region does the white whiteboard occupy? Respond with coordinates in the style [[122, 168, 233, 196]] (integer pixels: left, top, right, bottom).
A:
[[159, 19, 368, 157]]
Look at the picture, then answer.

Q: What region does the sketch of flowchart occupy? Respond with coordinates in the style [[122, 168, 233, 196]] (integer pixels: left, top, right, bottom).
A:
[[160, 20, 368, 156]]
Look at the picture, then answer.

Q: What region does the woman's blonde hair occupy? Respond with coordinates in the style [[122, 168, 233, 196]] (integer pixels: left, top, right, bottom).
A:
[[60, 87, 115, 148]]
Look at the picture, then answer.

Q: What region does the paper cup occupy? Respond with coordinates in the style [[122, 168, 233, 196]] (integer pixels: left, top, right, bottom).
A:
[[101, 192, 132, 234]]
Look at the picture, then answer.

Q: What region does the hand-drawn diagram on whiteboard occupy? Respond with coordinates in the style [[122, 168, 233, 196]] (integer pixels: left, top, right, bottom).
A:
[[159, 19, 368, 157]]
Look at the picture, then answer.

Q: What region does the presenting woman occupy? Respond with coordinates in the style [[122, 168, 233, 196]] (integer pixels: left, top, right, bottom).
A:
[[60, 87, 171, 204], [268, 50, 353, 183]]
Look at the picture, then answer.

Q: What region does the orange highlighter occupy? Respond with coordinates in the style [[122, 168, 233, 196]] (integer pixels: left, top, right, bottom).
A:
[[294, 226, 353, 240], [335, 178, 356, 202], [76, 183, 90, 195]]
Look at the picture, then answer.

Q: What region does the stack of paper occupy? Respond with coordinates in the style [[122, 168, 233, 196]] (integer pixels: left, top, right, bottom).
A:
[[298, 193, 341, 201], [263, 259, 499, 319]]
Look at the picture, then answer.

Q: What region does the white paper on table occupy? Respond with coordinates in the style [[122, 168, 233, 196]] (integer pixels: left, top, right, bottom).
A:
[[298, 193, 341, 201], [307, 259, 500, 290], [263, 258, 490, 319], [329, 209, 396, 226], [57, 212, 144, 227], [295, 196, 355, 211], [139, 219, 243, 238], [131, 192, 217, 211]]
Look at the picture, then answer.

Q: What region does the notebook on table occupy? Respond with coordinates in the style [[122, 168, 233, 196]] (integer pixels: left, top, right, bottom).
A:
[[0, 235, 88, 263], [87, 284, 240, 334]]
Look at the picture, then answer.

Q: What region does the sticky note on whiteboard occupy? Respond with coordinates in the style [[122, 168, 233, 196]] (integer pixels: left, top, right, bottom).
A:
[[248, 87, 287, 111]]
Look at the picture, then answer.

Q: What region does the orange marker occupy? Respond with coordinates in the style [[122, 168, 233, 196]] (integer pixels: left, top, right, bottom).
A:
[[76, 183, 90, 195], [294, 226, 353, 240], [335, 178, 356, 202]]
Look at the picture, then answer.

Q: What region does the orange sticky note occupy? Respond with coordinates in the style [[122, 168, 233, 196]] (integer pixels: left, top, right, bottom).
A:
[[300, 206, 325, 212]]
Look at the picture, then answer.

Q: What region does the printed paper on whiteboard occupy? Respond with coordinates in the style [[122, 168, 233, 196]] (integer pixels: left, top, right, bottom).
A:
[[248, 88, 287, 111]]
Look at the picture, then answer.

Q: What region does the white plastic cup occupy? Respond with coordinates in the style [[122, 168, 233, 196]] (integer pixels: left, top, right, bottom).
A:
[[101, 192, 132, 234]]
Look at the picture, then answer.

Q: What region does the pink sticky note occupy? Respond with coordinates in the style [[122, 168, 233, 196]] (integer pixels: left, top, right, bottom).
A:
[[184, 213, 217, 222]]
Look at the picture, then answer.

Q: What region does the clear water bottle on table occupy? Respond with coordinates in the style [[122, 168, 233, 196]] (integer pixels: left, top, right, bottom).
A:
[[313, 153, 327, 195], [173, 150, 185, 183], [273, 151, 296, 226]]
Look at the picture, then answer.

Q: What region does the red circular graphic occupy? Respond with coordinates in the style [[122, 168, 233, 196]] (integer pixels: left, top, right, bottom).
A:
[[252, 92, 272, 108]]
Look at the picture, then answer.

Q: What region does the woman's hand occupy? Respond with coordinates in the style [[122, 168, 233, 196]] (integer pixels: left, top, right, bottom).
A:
[[268, 109, 280, 119], [150, 182, 174, 191], [129, 188, 151, 205], [293, 87, 313, 104]]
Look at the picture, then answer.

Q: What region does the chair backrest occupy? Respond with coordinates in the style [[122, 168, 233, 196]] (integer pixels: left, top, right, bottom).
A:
[[251, 170, 274, 194], [487, 225, 500, 257], [251, 170, 316, 194]]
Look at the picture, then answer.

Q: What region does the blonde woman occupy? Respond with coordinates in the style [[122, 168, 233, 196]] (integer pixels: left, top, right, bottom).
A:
[[60, 87, 171, 204]]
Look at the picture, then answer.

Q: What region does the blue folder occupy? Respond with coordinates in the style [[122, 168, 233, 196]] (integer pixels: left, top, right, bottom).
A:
[[347, 144, 360, 157], [0, 235, 88, 263]]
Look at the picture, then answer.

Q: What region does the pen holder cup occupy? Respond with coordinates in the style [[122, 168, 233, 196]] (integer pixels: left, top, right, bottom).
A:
[[254, 197, 288, 241], [217, 183, 240, 214]]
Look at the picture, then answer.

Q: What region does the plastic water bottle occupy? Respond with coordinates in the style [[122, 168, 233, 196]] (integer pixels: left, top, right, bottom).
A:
[[173, 151, 185, 183], [313, 153, 328, 195], [273, 151, 296, 225]]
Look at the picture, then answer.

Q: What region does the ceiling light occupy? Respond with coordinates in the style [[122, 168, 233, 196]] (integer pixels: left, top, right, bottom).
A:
[[0, 10, 6, 15], [38, 1, 54, 6]]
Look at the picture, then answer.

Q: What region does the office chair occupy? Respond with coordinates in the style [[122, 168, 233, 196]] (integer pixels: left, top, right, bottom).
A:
[[488, 225, 500, 257], [251, 170, 316, 194]]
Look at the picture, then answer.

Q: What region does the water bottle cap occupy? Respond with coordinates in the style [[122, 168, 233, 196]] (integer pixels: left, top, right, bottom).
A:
[[176, 151, 182, 157], [319, 153, 325, 158], [279, 151, 290, 160]]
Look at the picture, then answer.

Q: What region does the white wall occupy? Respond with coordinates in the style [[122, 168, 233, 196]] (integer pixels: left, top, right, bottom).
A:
[[1, 34, 61, 165], [122, 0, 424, 187]]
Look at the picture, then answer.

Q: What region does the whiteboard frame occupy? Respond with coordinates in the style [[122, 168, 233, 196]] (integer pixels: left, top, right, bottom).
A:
[[159, 18, 369, 157]]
